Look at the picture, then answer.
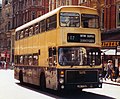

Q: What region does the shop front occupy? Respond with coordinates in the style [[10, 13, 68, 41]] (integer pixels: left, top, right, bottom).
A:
[[101, 30, 120, 76]]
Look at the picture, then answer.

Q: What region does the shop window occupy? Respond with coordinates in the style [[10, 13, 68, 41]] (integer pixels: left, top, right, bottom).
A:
[[117, 4, 120, 27]]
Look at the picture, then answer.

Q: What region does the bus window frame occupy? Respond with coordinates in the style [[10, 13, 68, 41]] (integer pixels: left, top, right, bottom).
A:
[[40, 19, 46, 33], [29, 26, 34, 36], [20, 30, 24, 39], [24, 55, 28, 65], [33, 53, 38, 65], [81, 14, 99, 29], [15, 31, 20, 40], [34, 23, 39, 34], [46, 14, 57, 31], [25, 28, 29, 37], [28, 55, 33, 65], [58, 46, 101, 66], [59, 12, 80, 27]]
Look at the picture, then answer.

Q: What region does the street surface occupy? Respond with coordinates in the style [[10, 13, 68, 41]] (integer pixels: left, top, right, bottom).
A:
[[0, 70, 120, 99]]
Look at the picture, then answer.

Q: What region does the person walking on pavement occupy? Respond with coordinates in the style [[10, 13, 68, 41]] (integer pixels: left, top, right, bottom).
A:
[[114, 67, 119, 82], [104, 60, 114, 81]]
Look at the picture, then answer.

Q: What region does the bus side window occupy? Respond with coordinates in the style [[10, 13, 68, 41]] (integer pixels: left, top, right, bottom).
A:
[[48, 47, 57, 66], [20, 56, 24, 65], [40, 20, 46, 32], [24, 55, 28, 65], [47, 14, 57, 30], [33, 54, 38, 65], [48, 48, 52, 66], [29, 26, 34, 36], [35, 23, 39, 34], [15, 55, 19, 64], [20, 30, 24, 39], [15, 31, 20, 40], [53, 47, 57, 66], [28, 55, 33, 65], [25, 29, 29, 37]]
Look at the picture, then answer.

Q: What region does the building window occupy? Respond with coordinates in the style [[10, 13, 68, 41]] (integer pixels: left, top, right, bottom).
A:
[[66, 0, 72, 5], [31, 11, 36, 20], [32, 0, 37, 5], [117, 4, 120, 27], [5, 0, 8, 5], [78, 0, 87, 4], [101, 9, 104, 30], [8, 21, 11, 30]]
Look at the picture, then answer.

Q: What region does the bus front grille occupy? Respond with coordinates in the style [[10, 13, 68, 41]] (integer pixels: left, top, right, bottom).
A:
[[66, 70, 98, 84]]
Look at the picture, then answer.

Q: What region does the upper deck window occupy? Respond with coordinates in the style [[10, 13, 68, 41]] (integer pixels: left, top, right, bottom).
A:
[[81, 14, 99, 28], [47, 14, 57, 30], [60, 12, 80, 27]]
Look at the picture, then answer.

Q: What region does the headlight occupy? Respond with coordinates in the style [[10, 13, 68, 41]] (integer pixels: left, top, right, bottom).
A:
[[99, 77, 103, 83], [59, 78, 64, 84]]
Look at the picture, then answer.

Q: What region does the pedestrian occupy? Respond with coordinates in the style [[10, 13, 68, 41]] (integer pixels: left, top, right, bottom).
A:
[[114, 67, 119, 82], [0, 61, 2, 69], [102, 62, 108, 78], [104, 60, 114, 81]]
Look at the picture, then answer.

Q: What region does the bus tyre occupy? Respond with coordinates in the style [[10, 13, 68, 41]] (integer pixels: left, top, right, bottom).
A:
[[40, 74, 46, 91], [19, 70, 23, 84]]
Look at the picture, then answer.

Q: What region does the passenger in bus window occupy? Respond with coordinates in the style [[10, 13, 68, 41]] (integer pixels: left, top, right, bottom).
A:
[[59, 51, 68, 65], [28, 56, 33, 65], [29, 27, 33, 36], [83, 20, 88, 28], [25, 29, 29, 37]]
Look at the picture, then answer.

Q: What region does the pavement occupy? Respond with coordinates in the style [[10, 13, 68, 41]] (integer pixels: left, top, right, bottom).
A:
[[103, 77, 120, 86]]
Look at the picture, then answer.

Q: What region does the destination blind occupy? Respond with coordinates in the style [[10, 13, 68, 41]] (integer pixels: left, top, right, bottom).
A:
[[67, 33, 95, 43]]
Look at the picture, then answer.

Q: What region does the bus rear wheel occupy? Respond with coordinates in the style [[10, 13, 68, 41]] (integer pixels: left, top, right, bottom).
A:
[[40, 74, 46, 91]]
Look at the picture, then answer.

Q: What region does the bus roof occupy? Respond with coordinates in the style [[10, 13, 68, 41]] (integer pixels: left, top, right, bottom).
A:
[[16, 6, 97, 32]]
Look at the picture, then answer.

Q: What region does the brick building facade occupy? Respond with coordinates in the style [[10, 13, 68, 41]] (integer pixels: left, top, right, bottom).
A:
[[12, 0, 49, 28]]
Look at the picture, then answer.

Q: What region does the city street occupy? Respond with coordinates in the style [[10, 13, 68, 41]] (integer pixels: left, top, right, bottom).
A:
[[0, 69, 120, 99]]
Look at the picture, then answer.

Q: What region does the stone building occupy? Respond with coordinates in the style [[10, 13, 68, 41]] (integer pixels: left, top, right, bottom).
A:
[[0, 0, 13, 66]]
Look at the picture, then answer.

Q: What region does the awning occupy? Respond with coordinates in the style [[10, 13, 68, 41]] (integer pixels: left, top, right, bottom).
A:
[[101, 49, 120, 55]]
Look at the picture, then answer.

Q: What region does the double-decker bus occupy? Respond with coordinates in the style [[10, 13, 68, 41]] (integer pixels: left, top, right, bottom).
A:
[[14, 6, 102, 91]]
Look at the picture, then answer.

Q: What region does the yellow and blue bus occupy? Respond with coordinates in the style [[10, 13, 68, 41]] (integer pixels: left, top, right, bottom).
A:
[[14, 6, 102, 91]]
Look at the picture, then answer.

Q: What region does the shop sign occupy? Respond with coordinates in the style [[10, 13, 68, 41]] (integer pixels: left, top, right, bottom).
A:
[[102, 41, 120, 48]]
